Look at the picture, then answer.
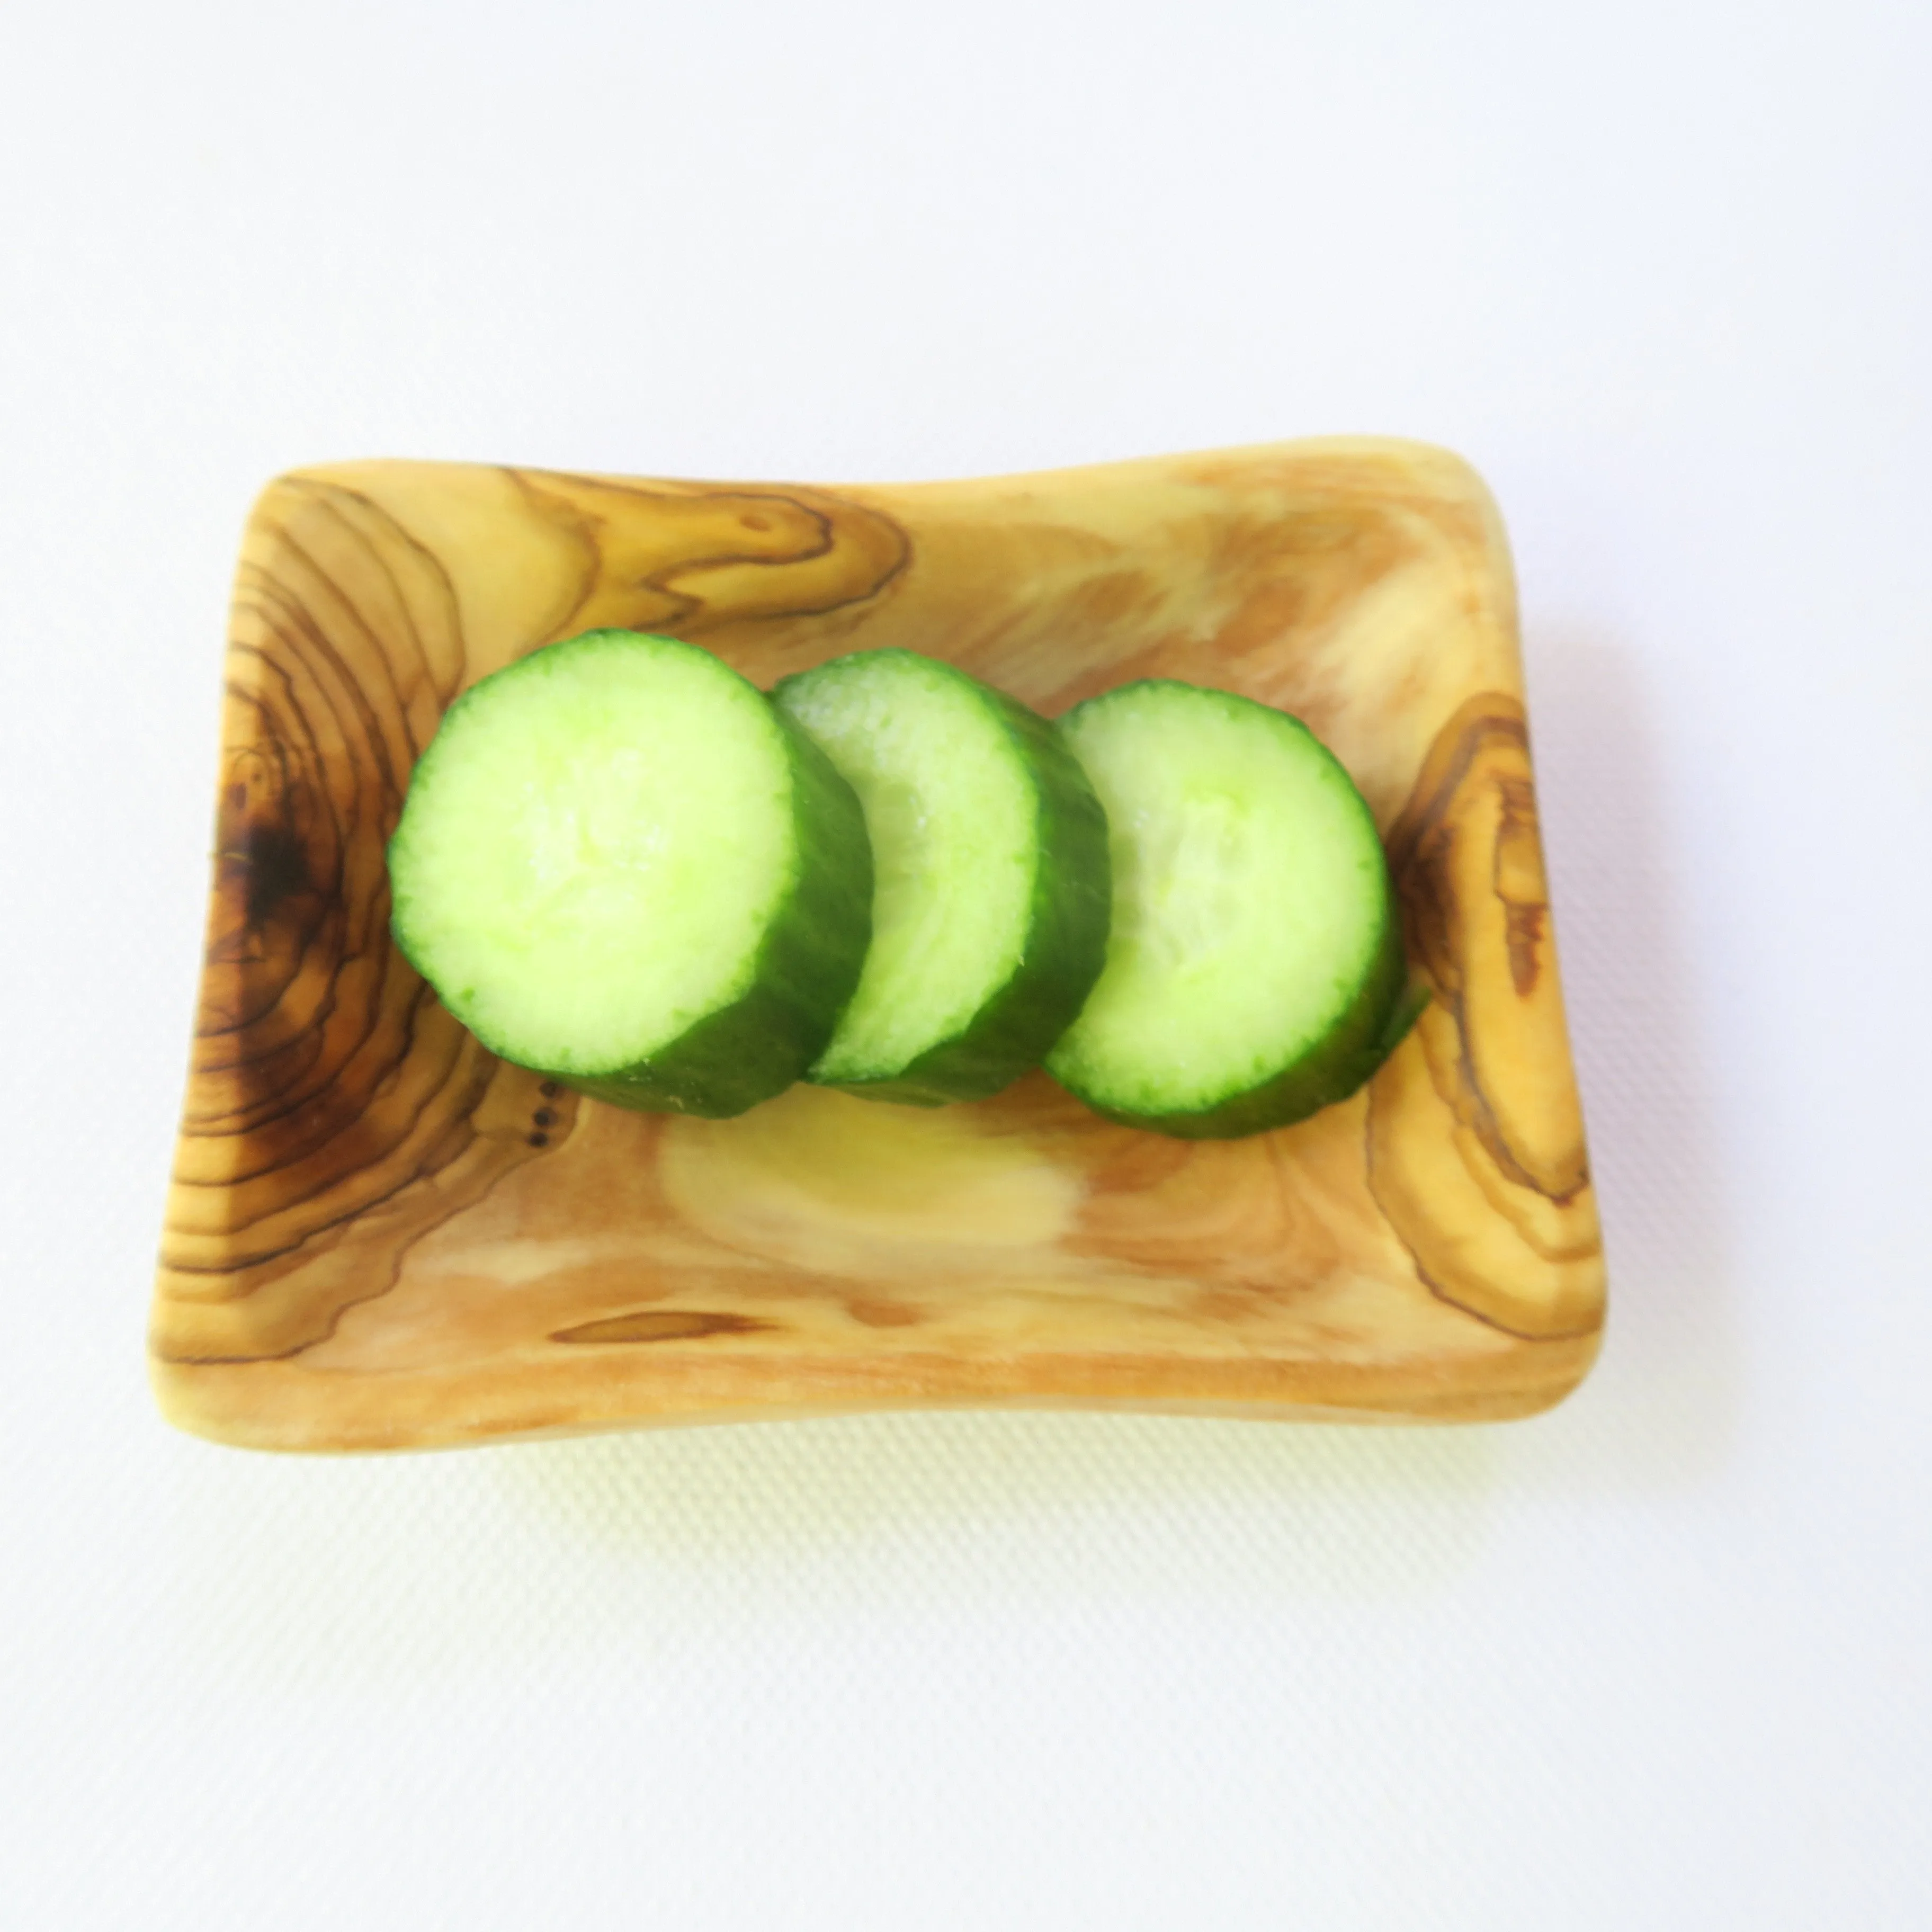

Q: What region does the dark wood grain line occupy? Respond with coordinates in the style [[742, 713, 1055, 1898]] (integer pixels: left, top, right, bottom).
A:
[[551, 1311, 775, 1346]]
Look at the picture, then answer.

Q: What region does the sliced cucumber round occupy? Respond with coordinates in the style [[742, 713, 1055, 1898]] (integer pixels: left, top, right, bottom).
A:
[[773, 648, 1111, 1105], [388, 629, 871, 1119], [1046, 680, 1407, 1139]]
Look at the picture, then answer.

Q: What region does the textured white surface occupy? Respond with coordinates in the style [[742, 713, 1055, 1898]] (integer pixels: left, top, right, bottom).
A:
[[3, 2, 1928, 1926]]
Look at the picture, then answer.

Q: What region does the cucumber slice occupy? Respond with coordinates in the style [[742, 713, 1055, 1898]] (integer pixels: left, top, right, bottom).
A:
[[388, 629, 871, 1119], [773, 648, 1111, 1105], [1046, 680, 1406, 1138]]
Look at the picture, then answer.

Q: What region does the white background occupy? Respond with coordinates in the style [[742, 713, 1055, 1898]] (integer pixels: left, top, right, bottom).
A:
[[3, 2, 1928, 1925]]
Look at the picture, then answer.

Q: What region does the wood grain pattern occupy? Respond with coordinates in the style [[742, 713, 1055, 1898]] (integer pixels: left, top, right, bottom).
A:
[[152, 439, 1606, 1451]]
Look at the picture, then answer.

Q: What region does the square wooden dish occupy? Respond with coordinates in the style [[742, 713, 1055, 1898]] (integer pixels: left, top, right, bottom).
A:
[[153, 439, 1606, 1451]]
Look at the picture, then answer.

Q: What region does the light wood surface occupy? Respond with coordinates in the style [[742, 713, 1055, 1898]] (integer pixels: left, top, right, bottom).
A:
[[153, 440, 1605, 1451]]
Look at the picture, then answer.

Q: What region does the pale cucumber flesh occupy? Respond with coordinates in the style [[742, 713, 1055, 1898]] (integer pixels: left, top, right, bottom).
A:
[[388, 629, 871, 1117], [774, 649, 1110, 1104], [1047, 681, 1405, 1138]]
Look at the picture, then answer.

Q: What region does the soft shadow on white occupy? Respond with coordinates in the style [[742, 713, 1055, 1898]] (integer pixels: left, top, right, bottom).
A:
[[1518, 632, 1740, 1490]]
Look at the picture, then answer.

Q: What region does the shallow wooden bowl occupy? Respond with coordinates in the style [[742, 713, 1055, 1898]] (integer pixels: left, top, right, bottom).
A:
[[152, 439, 1605, 1451]]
